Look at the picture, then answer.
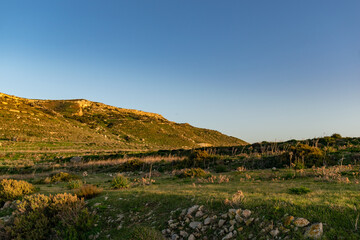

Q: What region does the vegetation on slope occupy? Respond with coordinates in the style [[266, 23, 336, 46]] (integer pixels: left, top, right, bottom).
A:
[[0, 93, 247, 151]]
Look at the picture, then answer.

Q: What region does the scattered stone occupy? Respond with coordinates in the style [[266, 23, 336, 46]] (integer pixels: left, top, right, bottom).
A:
[[304, 223, 323, 239], [294, 218, 310, 227], [270, 228, 280, 237], [219, 219, 226, 227], [187, 205, 199, 215], [204, 217, 211, 225], [188, 234, 196, 240], [93, 203, 101, 207], [222, 232, 233, 240], [180, 231, 189, 238], [242, 209, 251, 218], [195, 211, 204, 218], [189, 221, 202, 229]]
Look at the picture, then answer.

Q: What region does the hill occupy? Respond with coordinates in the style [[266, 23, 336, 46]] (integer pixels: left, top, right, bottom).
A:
[[0, 93, 247, 151]]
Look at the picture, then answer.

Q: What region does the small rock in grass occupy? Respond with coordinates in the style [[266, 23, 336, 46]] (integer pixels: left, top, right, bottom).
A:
[[204, 217, 211, 225], [180, 230, 188, 238], [219, 219, 226, 227], [93, 203, 101, 207], [242, 209, 251, 218], [188, 234, 196, 240], [270, 228, 280, 237], [189, 221, 202, 229], [294, 218, 310, 227], [222, 232, 233, 240], [187, 205, 199, 215], [304, 223, 323, 239], [195, 211, 204, 218]]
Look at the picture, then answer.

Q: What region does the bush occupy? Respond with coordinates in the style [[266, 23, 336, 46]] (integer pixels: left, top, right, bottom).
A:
[[289, 144, 324, 167], [185, 150, 212, 168], [215, 165, 228, 173], [0, 179, 35, 202], [111, 174, 130, 189], [50, 172, 81, 183], [3, 193, 95, 240], [121, 159, 145, 172], [76, 184, 103, 199], [288, 186, 311, 195], [67, 180, 83, 189], [176, 168, 210, 178]]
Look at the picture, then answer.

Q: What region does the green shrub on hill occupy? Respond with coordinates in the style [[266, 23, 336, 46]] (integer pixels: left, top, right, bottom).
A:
[[177, 168, 210, 178], [0, 179, 35, 202], [50, 172, 81, 183], [76, 184, 103, 199], [111, 174, 130, 189], [67, 179, 83, 189], [3, 193, 95, 240]]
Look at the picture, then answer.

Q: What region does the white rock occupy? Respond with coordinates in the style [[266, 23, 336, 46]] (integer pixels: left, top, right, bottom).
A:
[[195, 211, 204, 218], [270, 228, 280, 237], [189, 221, 202, 229], [222, 232, 233, 240], [180, 231, 189, 238], [219, 219, 226, 227], [242, 209, 251, 218], [188, 234, 196, 240], [204, 217, 211, 225], [187, 205, 199, 215], [304, 223, 323, 239], [294, 218, 310, 227]]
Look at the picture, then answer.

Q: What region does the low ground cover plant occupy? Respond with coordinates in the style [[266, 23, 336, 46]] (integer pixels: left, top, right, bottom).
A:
[[67, 179, 83, 189], [76, 184, 103, 199], [50, 172, 81, 183], [175, 168, 210, 178], [1, 193, 95, 240], [0, 179, 35, 202], [111, 174, 130, 189], [288, 186, 311, 195]]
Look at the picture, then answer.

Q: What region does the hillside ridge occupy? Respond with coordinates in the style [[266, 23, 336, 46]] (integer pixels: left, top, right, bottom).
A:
[[0, 92, 247, 150]]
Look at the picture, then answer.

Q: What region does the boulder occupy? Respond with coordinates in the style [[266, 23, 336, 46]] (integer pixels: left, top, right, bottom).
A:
[[304, 223, 323, 239], [294, 218, 310, 227]]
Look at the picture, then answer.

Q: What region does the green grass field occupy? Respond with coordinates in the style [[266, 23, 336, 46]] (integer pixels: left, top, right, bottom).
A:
[[2, 167, 360, 239]]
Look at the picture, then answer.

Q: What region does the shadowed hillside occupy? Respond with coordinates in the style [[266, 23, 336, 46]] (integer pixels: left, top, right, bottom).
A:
[[0, 93, 247, 151]]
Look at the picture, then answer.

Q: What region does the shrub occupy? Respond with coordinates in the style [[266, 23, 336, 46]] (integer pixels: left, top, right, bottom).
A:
[[4, 193, 95, 240], [215, 165, 228, 173], [288, 186, 311, 195], [67, 180, 83, 189], [76, 184, 103, 199], [50, 172, 81, 183], [111, 174, 130, 189], [289, 144, 324, 167], [0, 179, 35, 202], [121, 159, 145, 172], [185, 150, 212, 168], [176, 168, 210, 178]]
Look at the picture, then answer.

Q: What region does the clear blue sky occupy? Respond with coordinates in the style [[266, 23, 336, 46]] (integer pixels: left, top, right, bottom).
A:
[[1, 0, 359, 143]]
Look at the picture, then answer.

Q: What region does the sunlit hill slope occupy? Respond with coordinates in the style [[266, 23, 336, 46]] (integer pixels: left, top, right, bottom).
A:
[[0, 93, 247, 151]]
